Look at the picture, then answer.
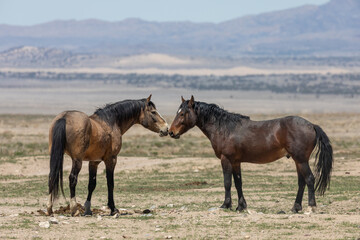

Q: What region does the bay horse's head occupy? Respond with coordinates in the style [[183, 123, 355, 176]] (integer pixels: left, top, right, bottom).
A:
[[140, 94, 169, 137], [169, 95, 197, 139]]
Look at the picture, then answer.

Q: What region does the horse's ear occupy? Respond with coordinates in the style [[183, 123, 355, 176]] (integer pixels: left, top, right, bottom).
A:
[[146, 94, 152, 103], [188, 95, 195, 108], [181, 96, 185, 103]]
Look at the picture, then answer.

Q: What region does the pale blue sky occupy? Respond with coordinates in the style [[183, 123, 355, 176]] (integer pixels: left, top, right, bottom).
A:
[[0, 0, 329, 26]]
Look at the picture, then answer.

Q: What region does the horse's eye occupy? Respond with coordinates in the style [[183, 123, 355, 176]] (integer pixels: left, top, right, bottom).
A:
[[151, 111, 156, 115], [180, 113, 184, 117]]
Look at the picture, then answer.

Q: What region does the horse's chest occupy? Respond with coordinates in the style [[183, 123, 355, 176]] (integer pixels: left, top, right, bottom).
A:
[[112, 136, 122, 155], [211, 137, 236, 159]]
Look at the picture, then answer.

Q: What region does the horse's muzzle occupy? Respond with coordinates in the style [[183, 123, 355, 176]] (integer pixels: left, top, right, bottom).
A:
[[169, 131, 180, 139], [159, 128, 169, 137]]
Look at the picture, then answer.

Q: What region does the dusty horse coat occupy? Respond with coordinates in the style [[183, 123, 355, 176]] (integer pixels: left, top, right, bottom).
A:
[[169, 96, 333, 212], [47, 96, 168, 216]]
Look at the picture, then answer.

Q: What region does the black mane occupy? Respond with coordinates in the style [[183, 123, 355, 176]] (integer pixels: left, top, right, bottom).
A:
[[181, 100, 249, 130], [94, 99, 155, 126]]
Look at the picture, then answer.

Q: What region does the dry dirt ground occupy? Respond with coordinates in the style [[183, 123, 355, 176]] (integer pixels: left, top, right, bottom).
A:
[[0, 113, 359, 239]]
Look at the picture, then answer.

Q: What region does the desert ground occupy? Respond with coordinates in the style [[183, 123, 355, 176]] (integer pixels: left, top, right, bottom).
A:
[[0, 110, 359, 239]]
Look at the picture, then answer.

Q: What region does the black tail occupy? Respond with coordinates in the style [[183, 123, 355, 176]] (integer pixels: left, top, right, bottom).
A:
[[313, 125, 333, 195], [48, 117, 66, 201]]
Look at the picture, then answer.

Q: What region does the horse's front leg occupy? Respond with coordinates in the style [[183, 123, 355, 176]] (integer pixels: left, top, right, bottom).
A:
[[232, 162, 247, 211], [104, 156, 119, 215], [69, 159, 82, 216], [220, 156, 232, 209], [84, 161, 101, 216]]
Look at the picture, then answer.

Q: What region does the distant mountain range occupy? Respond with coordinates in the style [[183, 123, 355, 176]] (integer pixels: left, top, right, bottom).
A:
[[0, 0, 359, 57]]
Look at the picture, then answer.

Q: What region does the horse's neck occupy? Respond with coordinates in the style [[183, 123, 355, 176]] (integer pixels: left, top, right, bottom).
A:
[[196, 117, 219, 142], [118, 118, 139, 134], [199, 124, 217, 140]]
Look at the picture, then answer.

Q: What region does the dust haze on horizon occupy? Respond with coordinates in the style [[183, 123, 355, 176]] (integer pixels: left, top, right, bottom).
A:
[[0, 0, 329, 26]]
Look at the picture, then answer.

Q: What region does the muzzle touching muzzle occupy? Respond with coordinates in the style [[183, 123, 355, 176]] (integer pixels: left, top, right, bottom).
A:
[[169, 131, 180, 139], [159, 124, 169, 137]]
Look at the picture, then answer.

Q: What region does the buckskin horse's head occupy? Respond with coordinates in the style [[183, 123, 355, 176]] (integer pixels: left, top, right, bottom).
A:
[[169, 95, 197, 139], [140, 94, 169, 137]]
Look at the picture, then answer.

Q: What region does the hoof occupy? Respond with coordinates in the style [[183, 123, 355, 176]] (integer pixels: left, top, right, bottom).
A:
[[70, 206, 78, 217], [220, 203, 232, 209], [72, 210, 81, 217], [304, 206, 316, 215], [236, 200, 247, 212], [70, 198, 78, 217], [84, 200, 92, 216], [110, 208, 119, 216], [220, 198, 232, 209], [46, 208, 53, 216], [84, 210, 93, 216], [236, 205, 247, 212], [291, 203, 302, 213]]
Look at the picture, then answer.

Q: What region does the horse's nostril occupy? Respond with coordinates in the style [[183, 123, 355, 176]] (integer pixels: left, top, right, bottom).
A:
[[160, 128, 168, 136], [169, 131, 174, 137]]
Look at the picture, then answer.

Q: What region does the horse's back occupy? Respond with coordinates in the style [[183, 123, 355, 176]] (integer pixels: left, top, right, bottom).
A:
[[257, 116, 316, 148], [228, 119, 287, 162], [225, 116, 316, 163]]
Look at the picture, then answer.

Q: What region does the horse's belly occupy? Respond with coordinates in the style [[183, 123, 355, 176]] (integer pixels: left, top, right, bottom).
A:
[[83, 143, 107, 161], [244, 148, 288, 164]]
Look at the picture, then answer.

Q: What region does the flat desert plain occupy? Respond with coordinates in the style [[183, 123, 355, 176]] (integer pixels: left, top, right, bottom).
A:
[[0, 71, 359, 239], [0, 109, 359, 239]]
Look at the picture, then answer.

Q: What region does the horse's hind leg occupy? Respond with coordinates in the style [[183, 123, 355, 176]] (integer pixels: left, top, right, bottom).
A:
[[46, 194, 53, 216], [292, 164, 306, 213], [104, 156, 119, 215], [232, 162, 247, 211], [84, 161, 101, 216], [220, 156, 232, 209], [294, 161, 316, 212], [69, 159, 82, 216]]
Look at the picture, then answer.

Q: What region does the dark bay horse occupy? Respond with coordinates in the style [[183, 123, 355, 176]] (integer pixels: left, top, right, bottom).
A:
[[169, 96, 333, 213], [47, 95, 168, 216]]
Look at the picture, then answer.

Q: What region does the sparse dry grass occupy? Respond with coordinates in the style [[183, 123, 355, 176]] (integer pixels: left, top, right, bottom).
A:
[[3, 112, 360, 160], [0, 113, 359, 239]]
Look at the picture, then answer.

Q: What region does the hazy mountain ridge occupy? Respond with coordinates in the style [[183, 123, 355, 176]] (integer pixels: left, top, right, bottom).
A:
[[0, 0, 359, 56], [0, 46, 101, 67], [1, 46, 359, 69], [1, 70, 359, 95]]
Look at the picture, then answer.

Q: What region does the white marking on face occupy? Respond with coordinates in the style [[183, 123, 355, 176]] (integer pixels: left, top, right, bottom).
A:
[[156, 110, 168, 129], [177, 109, 182, 114]]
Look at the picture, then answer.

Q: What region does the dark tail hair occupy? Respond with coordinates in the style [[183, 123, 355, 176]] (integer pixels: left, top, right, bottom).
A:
[[313, 125, 333, 195], [48, 117, 66, 201]]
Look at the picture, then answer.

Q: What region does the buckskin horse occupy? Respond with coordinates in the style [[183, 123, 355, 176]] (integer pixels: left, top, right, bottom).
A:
[[169, 96, 333, 213], [47, 95, 168, 216]]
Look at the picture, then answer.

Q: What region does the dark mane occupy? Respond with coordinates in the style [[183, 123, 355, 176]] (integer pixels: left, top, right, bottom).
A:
[[182, 101, 249, 130], [94, 99, 155, 126]]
